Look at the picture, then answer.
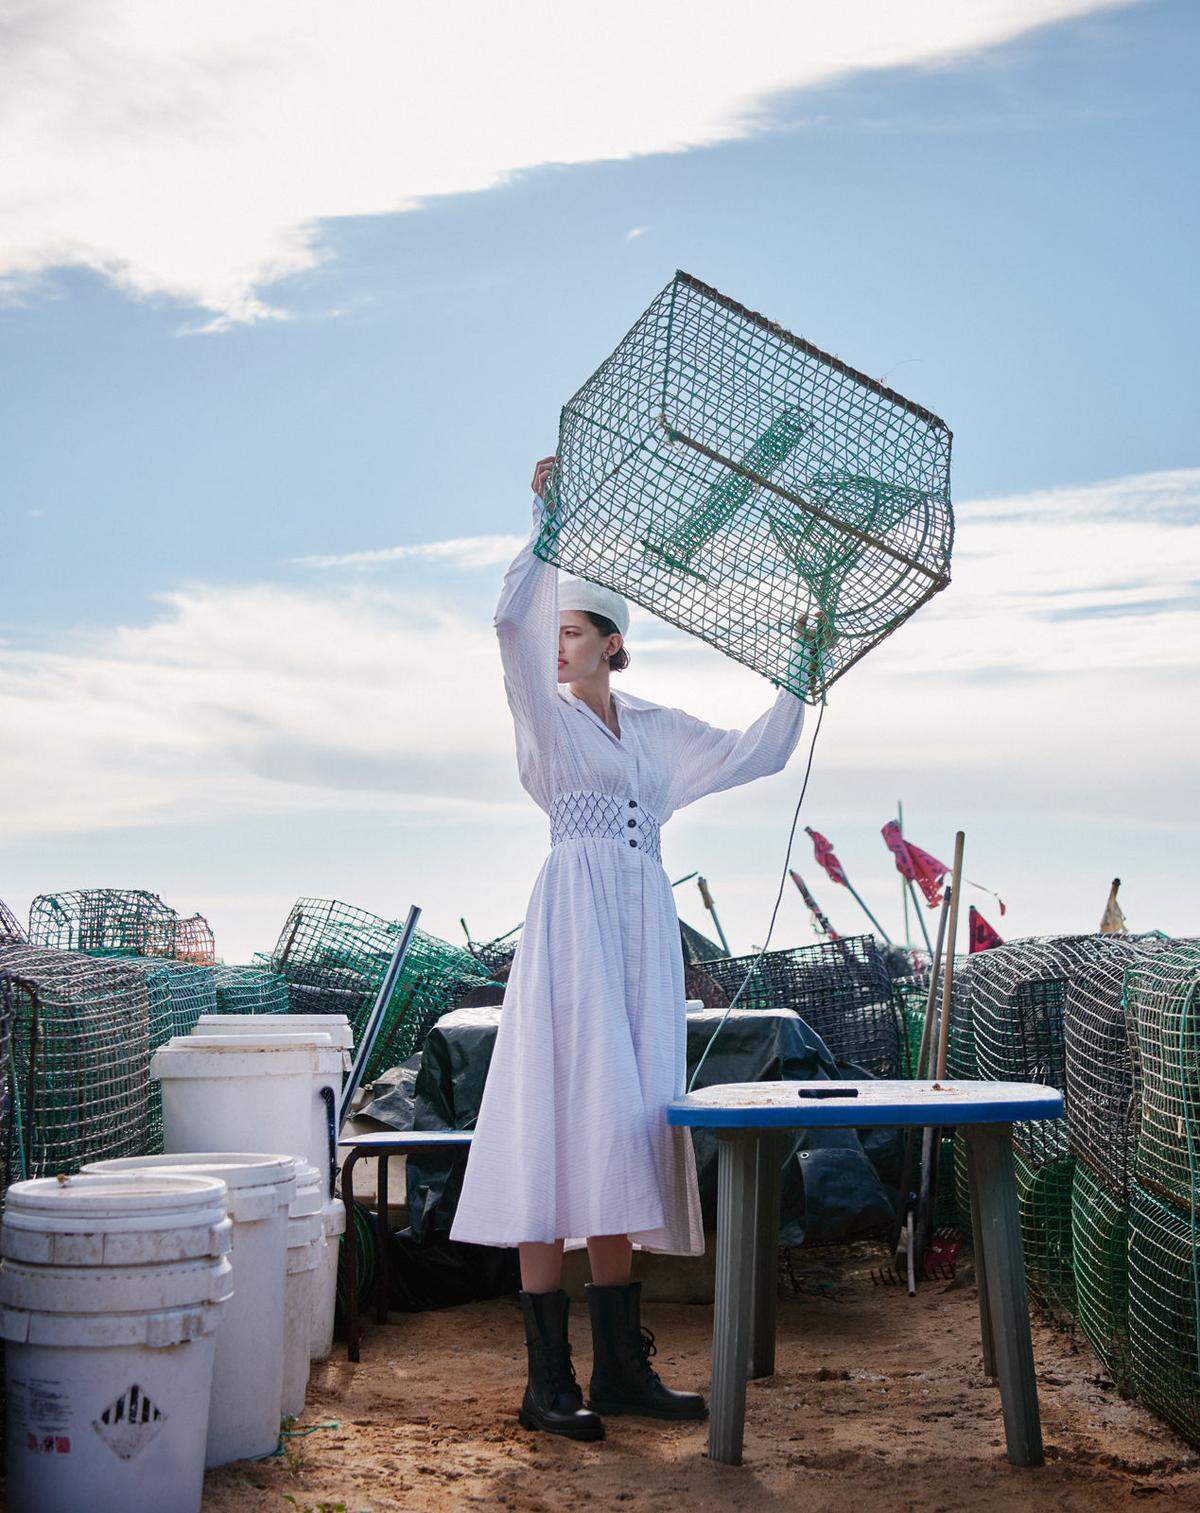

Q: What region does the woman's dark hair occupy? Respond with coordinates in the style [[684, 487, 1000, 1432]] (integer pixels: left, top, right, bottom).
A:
[[584, 612, 629, 673]]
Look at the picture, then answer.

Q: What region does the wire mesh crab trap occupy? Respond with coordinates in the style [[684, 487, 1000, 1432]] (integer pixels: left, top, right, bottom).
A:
[[945, 956, 980, 1081], [1071, 1161, 1132, 1390], [464, 931, 520, 978], [1064, 935, 1176, 1200], [0, 944, 170, 1175], [698, 935, 903, 1076], [0, 898, 25, 945], [536, 271, 954, 703], [891, 973, 929, 1077], [1128, 1180, 1200, 1446], [174, 914, 216, 965], [1124, 942, 1200, 1216], [270, 898, 497, 1079], [1014, 1145, 1078, 1325], [211, 964, 290, 1015], [28, 888, 180, 957]]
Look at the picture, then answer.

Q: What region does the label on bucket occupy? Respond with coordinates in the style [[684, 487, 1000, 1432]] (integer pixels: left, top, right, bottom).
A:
[[92, 1383, 167, 1461], [8, 1372, 73, 1456]]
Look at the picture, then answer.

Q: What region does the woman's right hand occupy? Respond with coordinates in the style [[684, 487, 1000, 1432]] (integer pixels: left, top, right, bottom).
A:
[[531, 455, 557, 502]]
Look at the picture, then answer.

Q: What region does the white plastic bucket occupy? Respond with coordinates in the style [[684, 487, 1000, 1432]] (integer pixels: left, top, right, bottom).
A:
[[311, 1197, 346, 1361], [0, 1173, 231, 1513], [153, 1034, 331, 1171], [282, 1164, 323, 1419], [84, 1153, 296, 1467], [195, 1013, 353, 1059]]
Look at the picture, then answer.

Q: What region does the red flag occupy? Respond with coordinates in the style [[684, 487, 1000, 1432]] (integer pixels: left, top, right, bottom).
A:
[[969, 905, 1004, 953], [805, 827, 848, 887], [881, 820, 949, 908]]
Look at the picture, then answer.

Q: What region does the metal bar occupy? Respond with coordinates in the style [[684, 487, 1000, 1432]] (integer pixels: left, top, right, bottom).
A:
[[844, 881, 892, 944], [749, 1132, 785, 1378], [965, 1125, 1044, 1466], [342, 1150, 362, 1362], [899, 801, 911, 950], [375, 1153, 391, 1326], [906, 880, 933, 955], [338, 905, 422, 1126], [709, 1131, 758, 1465], [660, 422, 948, 584]]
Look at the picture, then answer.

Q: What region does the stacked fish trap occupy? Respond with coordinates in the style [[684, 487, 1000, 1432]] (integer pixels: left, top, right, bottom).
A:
[[699, 935, 903, 1076], [211, 963, 290, 1015], [1122, 943, 1200, 1439], [269, 898, 496, 1079], [890, 972, 930, 1077], [175, 913, 217, 965], [0, 898, 25, 945], [0, 944, 170, 1177], [27, 887, 214, 964], [535, 270, 953, 703]]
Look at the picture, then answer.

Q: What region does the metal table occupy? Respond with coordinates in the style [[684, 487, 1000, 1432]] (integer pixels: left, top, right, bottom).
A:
[[667, 1079, 1063, 1469], [339, 1129, 473, 1361]]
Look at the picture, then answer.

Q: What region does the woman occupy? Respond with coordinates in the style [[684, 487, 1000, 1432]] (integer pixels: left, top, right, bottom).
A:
[[450, 455, 808, 1442]]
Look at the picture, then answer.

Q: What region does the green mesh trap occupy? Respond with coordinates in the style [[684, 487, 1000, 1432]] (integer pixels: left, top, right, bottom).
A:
[[1128, 1181, 1200, 1446], [891, 973, 929, 1077], [1125, 942, 1200, 1216], [1014, 1146, 1077, 1325], [175, 914, 216, 965], [697, 935, 903, 1076], [933, 1131, 959, 1230], [537, 271, 953, 702], [1072, 1161, 1132, 1389], [270, 898, 496, 1079], [0, 944, 169, 1175], [212, 964, 289, 1015], [945, 956, 980, 1080], [26, 888, 213, 963], [0, 898, 24, 945]]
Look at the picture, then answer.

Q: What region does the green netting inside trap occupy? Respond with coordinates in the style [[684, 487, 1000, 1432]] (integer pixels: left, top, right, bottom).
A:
[[1128, 1181, 1200, 1446], [212, 964, 290, 1015], [270, 898, 495, 1079], [933, 1132, 959, 1230], [698, 935, 903, 1076], [1125, 943, 1200, 1216], [0, 944, 169, 1175], [891, 973, 929, 1077], [1072, 1161, 1132, 1388], [536, 271, 953, 703], [1014, 1146, 1077, 1325]]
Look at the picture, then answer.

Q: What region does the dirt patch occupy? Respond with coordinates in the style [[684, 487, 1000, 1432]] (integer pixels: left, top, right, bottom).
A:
[[201, 1248, 1200, 1513]]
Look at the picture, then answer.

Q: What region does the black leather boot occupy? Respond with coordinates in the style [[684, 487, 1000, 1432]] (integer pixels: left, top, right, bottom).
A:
[[585, 1280, 708, 1420], [517, 1289, 605, 1441]]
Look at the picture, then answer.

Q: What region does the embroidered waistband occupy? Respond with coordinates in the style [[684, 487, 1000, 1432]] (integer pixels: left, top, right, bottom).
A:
[[549, 791, 661, 862]]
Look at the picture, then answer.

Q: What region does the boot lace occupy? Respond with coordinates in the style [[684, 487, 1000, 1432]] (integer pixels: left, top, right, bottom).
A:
[[545, 1340, 582, 1400], [632, 1325, 663, 1387]]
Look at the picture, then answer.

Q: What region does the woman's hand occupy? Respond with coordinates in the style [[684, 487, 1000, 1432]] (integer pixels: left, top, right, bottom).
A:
[[531, 455, 557, 502]]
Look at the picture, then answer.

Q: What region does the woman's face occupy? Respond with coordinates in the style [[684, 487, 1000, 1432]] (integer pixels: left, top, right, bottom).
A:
[[558, 611, 621, 683]]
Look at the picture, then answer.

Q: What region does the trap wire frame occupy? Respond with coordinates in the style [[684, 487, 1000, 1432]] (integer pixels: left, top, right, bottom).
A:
[[270, 898, 497, 1080], [697, 934, 903, 1077], [211, 963, 290, 1016], [1128, 1180, 1200, 1447], [27, 888, 212, 965], [0, 899, 24, 945], [1124, 942, 1200, 1217], [536, 271, 954, 703], [1071, 1161, 1132, 1391]]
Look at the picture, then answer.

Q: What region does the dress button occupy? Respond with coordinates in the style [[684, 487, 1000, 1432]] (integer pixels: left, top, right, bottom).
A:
[[627, 819, 637, 828], [628, 799, 637, 808], [629, 839, 637, 847]]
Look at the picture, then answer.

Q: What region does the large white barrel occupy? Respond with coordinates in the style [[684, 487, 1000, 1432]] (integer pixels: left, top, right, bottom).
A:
[[153, 1035, 331, 1170], [311, 1197, 346, 1361], [281, 1164, 323, 1419], [84, 1153, 296, 1468], [0, 1173, 231, 1513]]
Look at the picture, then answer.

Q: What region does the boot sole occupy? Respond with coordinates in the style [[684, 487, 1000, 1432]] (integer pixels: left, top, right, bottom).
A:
[[585, 1397, 708, 1422], [518, 1405, 605, 1441]]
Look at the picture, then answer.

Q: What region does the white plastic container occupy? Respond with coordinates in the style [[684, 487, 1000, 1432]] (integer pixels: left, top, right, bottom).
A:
[[0, 1173, 231, 1513], [282, 1164, 323, 1418], [195, 1013, 353, 1059], [153, 1034, 332, 1170], [311, 1197, 346, 1361], [84, 1153, 296, 1467]]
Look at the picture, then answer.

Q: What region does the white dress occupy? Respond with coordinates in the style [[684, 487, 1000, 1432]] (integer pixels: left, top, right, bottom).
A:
[[449, 504, 808, 1255]]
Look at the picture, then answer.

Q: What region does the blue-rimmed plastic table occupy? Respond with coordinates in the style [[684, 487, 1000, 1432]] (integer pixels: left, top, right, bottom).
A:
[[339, 1130, 474, 1361], [667, 1079, 1063, 1469]]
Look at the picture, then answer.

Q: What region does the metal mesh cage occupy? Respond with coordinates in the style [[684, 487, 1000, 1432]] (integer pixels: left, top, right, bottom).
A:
[[536, 270, 953, 703], [1013, 1145, 1077, 1325], [0, 898, 25, 945], [212, 964, 290, 1015], [465, 932, 520, 978], [1125, 942, 1200, 1215], [1064, 936, 1177, 1199], [1072, 1161, 1132, 1389], [28, 888, 179, 958], [0, 974, 13, 1190], [270, 898, 495, 1079], [174, 914, 216, 965], [1128, 1181, 1200, 1446], [0, 944, 168, 1175], [891, 973, 929, 1077], [945, 956, 979, 1080], [698, 935, 902, 1075]]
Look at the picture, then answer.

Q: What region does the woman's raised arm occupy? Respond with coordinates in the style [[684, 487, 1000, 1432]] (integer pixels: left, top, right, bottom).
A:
[[494, 458, 561, 766], [663, 684, 807, 813]]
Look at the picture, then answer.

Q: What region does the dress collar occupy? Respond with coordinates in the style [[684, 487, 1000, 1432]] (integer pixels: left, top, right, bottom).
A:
[[559, 686, 626, 745]]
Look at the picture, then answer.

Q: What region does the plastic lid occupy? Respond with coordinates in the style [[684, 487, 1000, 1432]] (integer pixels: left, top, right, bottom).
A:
[[84, 1153, 297, 1191], [196, 1014, 352, 1048], [3, 1172, 227, 1219], [174, 1033, 334, 1051], [288, 1162, 324, 1218]]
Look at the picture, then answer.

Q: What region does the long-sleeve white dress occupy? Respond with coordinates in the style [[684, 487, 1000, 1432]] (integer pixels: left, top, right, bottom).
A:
[[449, 504, 808, 1256]]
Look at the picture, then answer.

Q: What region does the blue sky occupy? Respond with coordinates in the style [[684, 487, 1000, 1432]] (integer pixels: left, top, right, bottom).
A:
[[2, 0, 1197, 961]]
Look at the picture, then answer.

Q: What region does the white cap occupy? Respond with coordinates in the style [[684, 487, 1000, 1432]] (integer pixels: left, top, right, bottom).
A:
[[558, 577, 630, 637]]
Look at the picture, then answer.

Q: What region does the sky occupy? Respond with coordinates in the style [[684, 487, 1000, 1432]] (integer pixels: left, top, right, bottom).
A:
[[1, 0, 1197, 964]]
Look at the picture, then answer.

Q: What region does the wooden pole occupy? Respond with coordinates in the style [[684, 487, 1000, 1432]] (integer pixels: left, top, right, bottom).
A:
[[899, 801, 911, 949], [934, 832, 966, 1081], [698, 876, 732, 955]]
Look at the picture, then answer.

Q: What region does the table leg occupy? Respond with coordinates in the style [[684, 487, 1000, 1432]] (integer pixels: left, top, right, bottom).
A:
[[965, 1124, 1043, 1467], [375, 1152, 391, 1326], [709, 1130, 758, 1466], [342, 1150, 362, 1363], [965, 1135, 997, 1379], [749, 1131, 784, 1379]]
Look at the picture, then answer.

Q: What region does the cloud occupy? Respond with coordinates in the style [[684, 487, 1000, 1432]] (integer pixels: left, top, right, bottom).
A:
[[0, 0, 1133, 322], [290, 534, 525, 571]]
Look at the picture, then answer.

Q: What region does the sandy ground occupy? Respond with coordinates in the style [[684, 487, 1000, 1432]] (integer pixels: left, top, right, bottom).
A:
[[201, 1247, 1200, 1513]]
